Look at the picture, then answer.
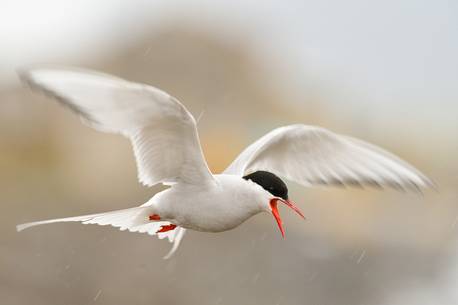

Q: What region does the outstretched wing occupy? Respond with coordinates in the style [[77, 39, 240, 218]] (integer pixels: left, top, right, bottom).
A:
[[16, 206, 186, 259], [20, 67, 215, 187], [224, 124, 433, 191]]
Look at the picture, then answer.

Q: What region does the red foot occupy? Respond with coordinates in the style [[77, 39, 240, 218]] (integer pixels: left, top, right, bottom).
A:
[[149, 214, 161, 221], [156, 224, 177, 233]]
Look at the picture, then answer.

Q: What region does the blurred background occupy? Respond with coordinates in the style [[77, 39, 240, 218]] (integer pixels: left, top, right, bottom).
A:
[[1, 1, 457, 304]]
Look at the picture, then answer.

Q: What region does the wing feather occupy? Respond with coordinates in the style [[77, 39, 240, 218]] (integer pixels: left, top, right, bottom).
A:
[[224, 124, 433, 191], [19, 67, 214, 187]]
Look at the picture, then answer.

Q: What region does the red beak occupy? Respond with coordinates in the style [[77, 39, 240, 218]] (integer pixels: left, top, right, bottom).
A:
[[269, 198, 305, 238]]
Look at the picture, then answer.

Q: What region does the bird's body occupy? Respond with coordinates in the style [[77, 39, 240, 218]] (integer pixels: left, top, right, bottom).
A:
[[148, 174, 269, 232], [16, 67, 433, 259]]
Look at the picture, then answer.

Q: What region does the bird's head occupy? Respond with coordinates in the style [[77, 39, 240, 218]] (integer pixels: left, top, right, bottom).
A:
[[243, 171, 305, 237]]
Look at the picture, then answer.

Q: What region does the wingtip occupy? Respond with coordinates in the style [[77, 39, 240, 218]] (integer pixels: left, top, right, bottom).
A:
[[400, 176, 437, 195], [17, 67, 34, 87], [423, 175, 438, 192], [16, 65, 80, 86], [409, 172, 437, 194], [17, 64, 48, 80], [17, 66, 49, 91]]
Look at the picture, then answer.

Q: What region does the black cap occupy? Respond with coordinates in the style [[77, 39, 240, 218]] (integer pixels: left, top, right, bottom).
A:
[[243, 171, 288, 200]]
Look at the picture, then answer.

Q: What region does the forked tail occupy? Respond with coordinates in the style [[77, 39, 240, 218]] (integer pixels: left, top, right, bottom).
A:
[[16, 206, 186, 259]]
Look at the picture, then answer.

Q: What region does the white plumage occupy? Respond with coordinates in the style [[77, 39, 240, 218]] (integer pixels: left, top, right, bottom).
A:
[[21, 68, 214, 187], [225, 125, 432, 191], [17, 67, 433, 259]]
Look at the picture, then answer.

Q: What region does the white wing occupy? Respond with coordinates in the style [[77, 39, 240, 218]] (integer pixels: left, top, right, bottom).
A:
[[224, 124, 433, 191], [20, 67, 215, 187], [16, 206, 186, 259]]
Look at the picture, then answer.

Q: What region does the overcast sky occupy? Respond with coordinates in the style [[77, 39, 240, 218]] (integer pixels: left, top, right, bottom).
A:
[[1, 0, 457, 126]]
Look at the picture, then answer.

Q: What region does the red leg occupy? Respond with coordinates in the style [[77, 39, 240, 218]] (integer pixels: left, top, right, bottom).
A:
[[149, 214, 161, 221], [156, 224, 177, 233]]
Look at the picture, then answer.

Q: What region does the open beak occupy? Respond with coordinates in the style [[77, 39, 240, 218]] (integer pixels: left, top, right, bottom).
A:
[[269, 198, 305, 238]]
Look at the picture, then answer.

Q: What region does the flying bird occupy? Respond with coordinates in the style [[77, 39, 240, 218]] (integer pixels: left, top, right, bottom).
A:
[[16, 68, 433, 259]]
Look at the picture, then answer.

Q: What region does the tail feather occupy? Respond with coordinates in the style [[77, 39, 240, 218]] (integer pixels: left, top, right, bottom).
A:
[[17, 216, 85, 232], [16, 206, 147, 232], [16, 206, 186, 259], [163, 227, 186, 259]]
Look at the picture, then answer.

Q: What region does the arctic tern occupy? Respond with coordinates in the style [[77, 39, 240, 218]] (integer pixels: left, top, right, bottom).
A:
[[16, 68, 433, 259]]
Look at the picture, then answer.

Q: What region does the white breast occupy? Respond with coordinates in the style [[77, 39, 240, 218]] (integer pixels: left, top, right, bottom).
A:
[[148, 175, 270, 232]]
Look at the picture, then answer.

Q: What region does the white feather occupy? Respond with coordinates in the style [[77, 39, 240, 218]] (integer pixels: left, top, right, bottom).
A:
[[16, 206, 185, 259], [17, 68, 434, 260], [224, 124, 433, 191], [19, 67, 215, 187]]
